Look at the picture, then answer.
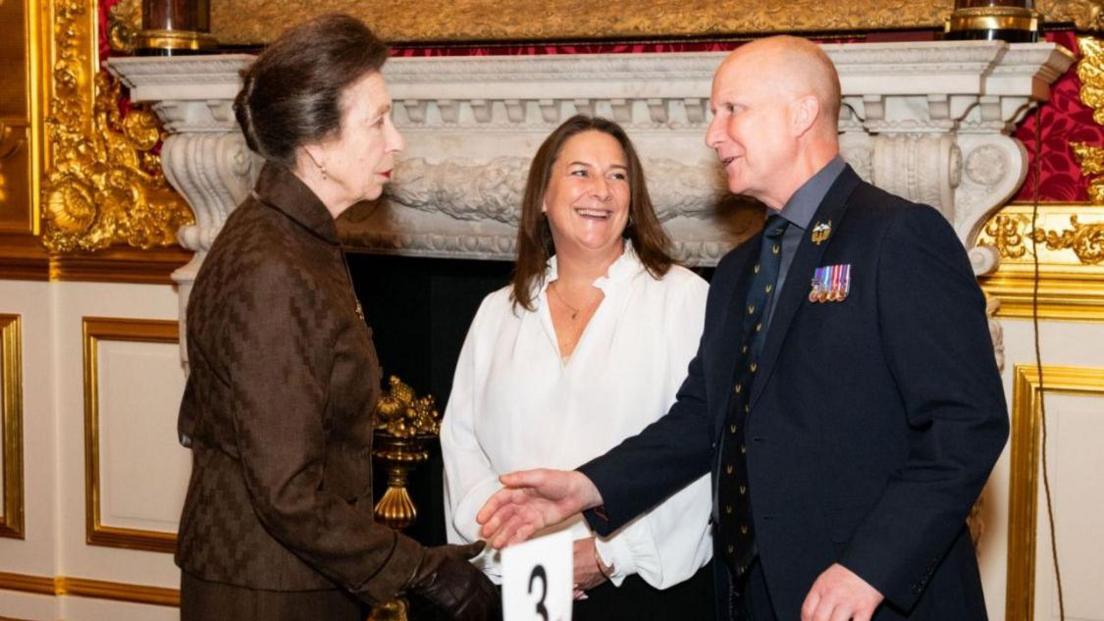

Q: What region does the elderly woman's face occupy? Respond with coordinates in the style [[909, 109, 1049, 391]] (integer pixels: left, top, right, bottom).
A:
[[313, 71, 403, 213], [542, 130, 630, 259]]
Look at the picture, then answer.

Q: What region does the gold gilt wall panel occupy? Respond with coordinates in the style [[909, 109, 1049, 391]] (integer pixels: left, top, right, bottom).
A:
[[0, 0, 36, 239], [0, 314, 24, 539], [83, 317, 179, 554], [0, 0, 192, 284], [39, 0, 193, 258], [210, 0, 1104, 45], [1006, 365, 1104, 621], [977, 204, 1104, 322]]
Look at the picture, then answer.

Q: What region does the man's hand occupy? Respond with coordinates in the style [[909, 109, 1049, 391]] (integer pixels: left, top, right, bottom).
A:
[[801, 563, 884, 621], [476, 469, 603, 548], [572, 537, 610, 599]]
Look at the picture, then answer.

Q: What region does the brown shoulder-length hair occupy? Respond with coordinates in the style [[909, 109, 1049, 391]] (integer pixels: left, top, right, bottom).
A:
[[511, 115, 675, 311]]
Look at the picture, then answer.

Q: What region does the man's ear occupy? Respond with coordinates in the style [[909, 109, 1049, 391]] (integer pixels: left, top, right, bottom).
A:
[[790, 94, 821, 137]]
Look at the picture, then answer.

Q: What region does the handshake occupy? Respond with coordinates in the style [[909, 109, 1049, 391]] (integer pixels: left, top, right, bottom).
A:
[[413, 468, 593, 620]]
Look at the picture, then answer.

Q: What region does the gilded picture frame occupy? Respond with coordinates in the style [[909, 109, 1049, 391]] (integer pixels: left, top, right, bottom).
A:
[[0, 314, 24, 539], [82, 316, 180, 554], [1007, 365, 1104, 621]]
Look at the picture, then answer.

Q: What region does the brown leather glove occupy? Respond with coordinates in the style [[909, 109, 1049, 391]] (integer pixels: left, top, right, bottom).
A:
[[406, 541, 499, 620]]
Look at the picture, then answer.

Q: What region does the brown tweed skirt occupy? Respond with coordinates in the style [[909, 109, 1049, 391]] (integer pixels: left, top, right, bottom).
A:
[[180, 572, 365, 621]]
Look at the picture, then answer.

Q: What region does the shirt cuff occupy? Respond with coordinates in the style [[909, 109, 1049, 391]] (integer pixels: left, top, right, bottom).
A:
[[594, 535, 634, 587]]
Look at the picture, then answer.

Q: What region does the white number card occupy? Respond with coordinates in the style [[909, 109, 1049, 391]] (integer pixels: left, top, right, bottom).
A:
[[501, 530, 573, 621]]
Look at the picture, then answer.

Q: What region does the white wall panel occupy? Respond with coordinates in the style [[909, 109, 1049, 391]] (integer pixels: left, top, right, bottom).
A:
[[1033, 392, 1104, 621], [0, 281, 59, 577], [97, 339, 188, 533], [984, 317, 1104, 621], [62, 595, 179, 621], [53, 282, 184, 594]]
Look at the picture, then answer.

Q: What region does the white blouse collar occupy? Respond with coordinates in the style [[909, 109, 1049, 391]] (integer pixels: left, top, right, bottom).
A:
[[540, 241, 643, 298]]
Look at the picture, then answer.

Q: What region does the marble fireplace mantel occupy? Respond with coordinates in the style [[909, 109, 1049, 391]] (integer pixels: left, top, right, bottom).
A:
[[109, 40, 1073, 332]]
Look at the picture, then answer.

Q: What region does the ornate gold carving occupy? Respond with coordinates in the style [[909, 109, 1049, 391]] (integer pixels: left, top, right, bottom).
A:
[[0, 314, 24, 539], [1072, 36, 1104, 203], [977, 204, 1104, 322], [982, 213, 1030, 260], [83, 317, 180, 554], [42, 0, 192, 254], [374, 375, 441, 438], [208, 1, 1104, 45], [1030, 214, 1104, 264], [1007, 365, 1104, 621], [107, 0, 141, 54], [977, 206, 1104, 266]]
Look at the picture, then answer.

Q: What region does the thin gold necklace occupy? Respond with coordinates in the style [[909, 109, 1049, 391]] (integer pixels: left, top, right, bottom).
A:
[[549, 281, 590, 320]]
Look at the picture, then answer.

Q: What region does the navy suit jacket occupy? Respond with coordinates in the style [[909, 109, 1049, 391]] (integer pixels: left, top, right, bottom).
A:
[[579, 166, 1008, 620]]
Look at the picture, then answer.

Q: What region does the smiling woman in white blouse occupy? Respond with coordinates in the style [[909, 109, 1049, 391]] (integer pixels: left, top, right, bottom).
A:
[[441, 115, 715, 619]]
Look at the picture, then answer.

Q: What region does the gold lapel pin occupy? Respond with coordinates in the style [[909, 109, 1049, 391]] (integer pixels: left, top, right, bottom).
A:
[[811, 220, 832, 246]]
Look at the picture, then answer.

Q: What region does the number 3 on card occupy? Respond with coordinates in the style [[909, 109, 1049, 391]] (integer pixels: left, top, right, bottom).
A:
[[501, 530, 572, 621]]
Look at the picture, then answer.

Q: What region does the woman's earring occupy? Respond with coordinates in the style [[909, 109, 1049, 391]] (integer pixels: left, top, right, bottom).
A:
[[307, 150, 327, 180]]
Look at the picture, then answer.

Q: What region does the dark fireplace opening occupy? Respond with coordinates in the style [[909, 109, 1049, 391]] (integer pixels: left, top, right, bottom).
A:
[[347, 252, 514, 547]]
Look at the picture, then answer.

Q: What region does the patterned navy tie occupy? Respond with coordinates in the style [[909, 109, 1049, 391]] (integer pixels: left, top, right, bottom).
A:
[[718, 214, 789, 577]]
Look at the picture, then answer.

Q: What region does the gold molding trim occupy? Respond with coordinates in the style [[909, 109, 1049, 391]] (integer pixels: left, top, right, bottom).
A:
[[0, 571, 179, 607], [62, 575, 179, 607], [40, 0, 193, 254], [1007, 364, 1104, 621], [0, 315, 24, 539], [82, 317, 179, 554], [209, 0, 1104, 45], [0, 243, 190, 284], [49, 245, 192, 285], [977, 203, 1104, 322], [0, 571, 55, 596]]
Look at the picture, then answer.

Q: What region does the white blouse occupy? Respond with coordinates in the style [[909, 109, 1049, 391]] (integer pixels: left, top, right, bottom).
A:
[[441, 245, 714, 588]]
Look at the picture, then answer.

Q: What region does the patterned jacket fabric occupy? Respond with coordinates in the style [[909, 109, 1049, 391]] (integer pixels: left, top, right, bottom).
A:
[[176, 163, 422, 604]]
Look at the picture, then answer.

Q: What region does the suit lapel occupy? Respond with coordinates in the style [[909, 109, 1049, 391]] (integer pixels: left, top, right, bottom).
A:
[[748, 166, 862, 410]]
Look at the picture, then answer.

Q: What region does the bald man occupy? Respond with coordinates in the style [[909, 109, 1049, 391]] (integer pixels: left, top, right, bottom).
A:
[[477, 36, 1007, 621]]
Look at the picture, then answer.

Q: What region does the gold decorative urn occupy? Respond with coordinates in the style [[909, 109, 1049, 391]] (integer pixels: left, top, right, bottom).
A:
[[368, 376, 442, 621]]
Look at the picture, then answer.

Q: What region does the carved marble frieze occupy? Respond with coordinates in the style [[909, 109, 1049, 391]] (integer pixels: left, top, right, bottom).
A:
[[109, 40, 1071, 285]]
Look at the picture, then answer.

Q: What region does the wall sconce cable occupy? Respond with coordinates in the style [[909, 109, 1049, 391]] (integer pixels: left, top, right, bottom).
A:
[[1029, 99, 1065, 621]]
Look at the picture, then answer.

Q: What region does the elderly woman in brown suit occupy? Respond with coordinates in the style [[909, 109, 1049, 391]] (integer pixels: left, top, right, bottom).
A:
[[175, 14, 497, 621]]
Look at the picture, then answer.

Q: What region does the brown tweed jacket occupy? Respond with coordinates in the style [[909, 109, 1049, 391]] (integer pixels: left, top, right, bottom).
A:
[[176, 163, 422, 604]]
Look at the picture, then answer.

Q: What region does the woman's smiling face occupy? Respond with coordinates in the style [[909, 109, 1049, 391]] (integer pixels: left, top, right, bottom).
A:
[[542, 129, 631, 258]]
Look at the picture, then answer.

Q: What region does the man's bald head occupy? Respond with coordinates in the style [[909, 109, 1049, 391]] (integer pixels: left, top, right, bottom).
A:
[[705, 35, 842, 208], [719, 36, 842, 134]]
